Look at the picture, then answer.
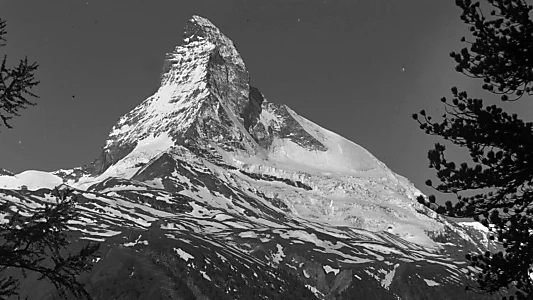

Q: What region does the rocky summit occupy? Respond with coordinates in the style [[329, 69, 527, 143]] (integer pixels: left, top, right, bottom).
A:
[[0, 15, 501, 299]]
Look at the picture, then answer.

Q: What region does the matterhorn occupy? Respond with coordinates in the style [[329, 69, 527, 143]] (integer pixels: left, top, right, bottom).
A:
[[0, 15, 499, 299]]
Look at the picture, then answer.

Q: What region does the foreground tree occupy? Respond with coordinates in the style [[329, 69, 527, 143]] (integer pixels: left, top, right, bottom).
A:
[[0, 18, 99, 299], [0, 188, 100, 299], [413, 1, 533, 299], [0, 19, 38, 131]]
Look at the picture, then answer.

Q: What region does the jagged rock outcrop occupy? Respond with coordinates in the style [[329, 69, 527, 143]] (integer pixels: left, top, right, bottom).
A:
[[0, 168, 13, 176]]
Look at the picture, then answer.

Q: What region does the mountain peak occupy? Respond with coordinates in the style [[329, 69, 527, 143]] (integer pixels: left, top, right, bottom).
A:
[[188, 15, 216, 28], [83, 15, 385, 183], [182, 15, 245, 70], [183, 15, 223, 41], [87, 15, 258, 175]]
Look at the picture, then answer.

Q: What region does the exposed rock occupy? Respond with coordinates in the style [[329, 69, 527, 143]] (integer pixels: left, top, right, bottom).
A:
[[0, 168, 14, 176]]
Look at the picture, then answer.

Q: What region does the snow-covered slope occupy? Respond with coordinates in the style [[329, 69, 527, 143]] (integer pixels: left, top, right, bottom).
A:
[[0, 15, 502, 300], [0, 170, 62, 190], [264, 105, 383, 173], [1, 182, 499, 300], [52, 15, 444, 248]]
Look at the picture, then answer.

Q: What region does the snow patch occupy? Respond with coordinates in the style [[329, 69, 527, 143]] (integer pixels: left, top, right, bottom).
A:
[[174, 248, 194, 262], [0, 212, 8, 224], [239, 231, 258, 239], [323, 265, 340, 275], [272, 244, 285, 264], [305, 285, 324, 298], [123, 235, 149, 247], [200, 270, 211, 281], [80, 237, 105, 242], [161, 222, 187, 231], [458, 221, 488, 233], [0, 171, 62, 190], [381, 264, 399, 290], [423, 278, 440, 286]]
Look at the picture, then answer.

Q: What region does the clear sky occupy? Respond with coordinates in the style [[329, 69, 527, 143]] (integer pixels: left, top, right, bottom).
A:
[[1, 0, 532, 198]]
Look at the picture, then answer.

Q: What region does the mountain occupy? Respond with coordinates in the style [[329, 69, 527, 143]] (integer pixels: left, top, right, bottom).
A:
[[0, 15, 504, 299], [0, 168, 14, 176]]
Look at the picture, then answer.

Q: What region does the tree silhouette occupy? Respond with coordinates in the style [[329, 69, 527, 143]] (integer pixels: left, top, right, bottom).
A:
[[0, 19, 38, 131], [413, 1, 533, 299], [0, 188, 100, 299], [0, 18, 99, 299]]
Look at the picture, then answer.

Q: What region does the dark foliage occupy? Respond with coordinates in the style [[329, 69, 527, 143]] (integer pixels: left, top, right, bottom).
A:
[[413, 1, 533, 299], [450, 0, 533, 101], [0, 18, 99, 299], [0, 18, 39, 131], [0, 188, 100, 299]]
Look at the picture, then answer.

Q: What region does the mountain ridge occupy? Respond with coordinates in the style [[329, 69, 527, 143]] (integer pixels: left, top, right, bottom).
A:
[[0, 15, 505, 299]]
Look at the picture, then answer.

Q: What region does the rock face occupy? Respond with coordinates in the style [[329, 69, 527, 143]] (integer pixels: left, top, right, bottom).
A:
[[86, 16, 332, 175], [0, 168, 13, 176], [87, 15, 262, 176], [0, 15, 505, 300]]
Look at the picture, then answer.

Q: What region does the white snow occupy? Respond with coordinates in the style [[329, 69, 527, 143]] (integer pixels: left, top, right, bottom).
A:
[[76, 133, 174, 189], [214, 213, 233, 221], [0, 171, 62, 190], [423, 278, 440, 286], [305, 285, 324, 298], [174, 247, 194, 262], [381, 264, 399, 290], [80, 237, 105, 242], [458, 221, 489, 233], [323, 265, 340, 275], [267, 106, 383, 174], [161, 222, 187, 231], [364, 269, 381, 282], [224, 221, 251, 229], [123, 235, 149, 247], [238, 231, 258, 238], [359, 243, 404, 256], [69, 227, 121, 237], [200, 270, 211, 281], [0, 211, 9, 224], [271, 244, 285, 264]]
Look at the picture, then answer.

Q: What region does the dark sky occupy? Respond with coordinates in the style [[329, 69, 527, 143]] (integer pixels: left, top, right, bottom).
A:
[[1, 0, 532, 198]]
